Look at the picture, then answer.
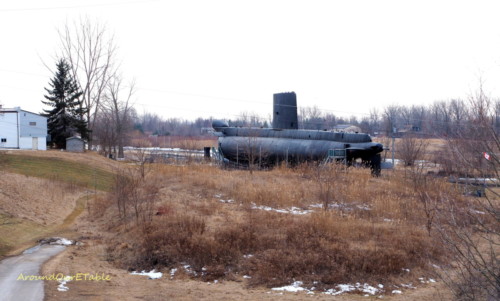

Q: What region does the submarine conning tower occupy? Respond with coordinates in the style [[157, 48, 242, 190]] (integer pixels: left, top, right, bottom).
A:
[[272, 92, 298, 130]]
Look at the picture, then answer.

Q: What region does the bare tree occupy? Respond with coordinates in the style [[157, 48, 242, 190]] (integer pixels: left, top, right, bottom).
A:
[[112, 167, 159, 225], [301, 162, 346, 210], [397, 134, 429, 167], [93, 105, 117, 157], [368, 108, 380, 134], [241, 129, 267, 173], [59, 17, 117, 150], [494, 99, 500, 133], [400, 106, 412, 127], [128, 143, 157, 179], [437, 101, 452, 136], [113, 169, 132, 219], [383, 105, 401, 135], [449, 99, 468, 137], [236, 111, 263, 127], [435, 87, 500, 301], [405, 157, 441, 235], [410, 105, 426, 132], [299, 106, 323, 129], [103, 74, 135, 159]]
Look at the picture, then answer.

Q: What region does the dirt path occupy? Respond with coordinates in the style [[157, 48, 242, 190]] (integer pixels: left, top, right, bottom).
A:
[[0, 190, 88, 300], [0, 245, 65, 301]]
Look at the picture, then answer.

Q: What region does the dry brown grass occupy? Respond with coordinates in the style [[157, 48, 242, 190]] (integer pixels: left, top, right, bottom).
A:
[[0, 172, 82, 225], [94, 162, 460, 292], [373, 137, 445, 153], [121, 210, 440, 289]]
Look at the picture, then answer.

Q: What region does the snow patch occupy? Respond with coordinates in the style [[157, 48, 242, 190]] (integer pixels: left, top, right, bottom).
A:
[[53, 238, 73, 245], [419, 277, 437, 284], [38, 237, 74, 246], [268, 281, 388, 296], [182, 264, 197, 276], [309, 202, 371, 212], [251, 203, 312, 215], [392, 290, 402, 294], [270, 281, 385, 296], [130, 270, 162, 279], [221, 200, 372, 215], [170, 268, 177, 279], [356, 204, 371, 211], [324, 283, 380, 296], [272, 281, 305, 292], [57, 276, 72, 292]]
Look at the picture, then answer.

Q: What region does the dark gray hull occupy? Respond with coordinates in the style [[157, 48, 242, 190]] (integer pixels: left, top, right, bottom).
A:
[[218, 136, 383, 165], [216, 127, 373, 143], [212, 92, 383, 174]]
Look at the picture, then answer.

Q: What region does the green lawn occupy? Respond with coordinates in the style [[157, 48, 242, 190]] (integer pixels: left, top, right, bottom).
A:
[[3, 154, 115, 191]]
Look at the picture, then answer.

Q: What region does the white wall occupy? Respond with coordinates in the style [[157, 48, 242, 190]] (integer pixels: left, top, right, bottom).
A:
[[0, 112, 19, 148], [19, 136, 47, 150], [19, 111, 47, 138], [38, 136, 47, 150]]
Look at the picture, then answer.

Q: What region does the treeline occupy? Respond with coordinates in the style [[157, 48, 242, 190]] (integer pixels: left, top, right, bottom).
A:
[[131, 96, 500, 138], [300, 98, 500, 137], [136, 113, 214, 137]]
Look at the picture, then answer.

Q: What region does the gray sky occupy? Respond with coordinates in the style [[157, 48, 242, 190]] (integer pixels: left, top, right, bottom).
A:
[[1, 0, 500, 121]]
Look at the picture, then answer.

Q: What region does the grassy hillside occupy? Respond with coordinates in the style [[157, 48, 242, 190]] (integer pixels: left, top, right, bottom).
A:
[[3, 154, 115, 191], [0, 152, 116, 257]]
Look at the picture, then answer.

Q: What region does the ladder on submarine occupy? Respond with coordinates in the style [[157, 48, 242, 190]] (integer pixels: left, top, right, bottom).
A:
[[323, 148, 347, 164]]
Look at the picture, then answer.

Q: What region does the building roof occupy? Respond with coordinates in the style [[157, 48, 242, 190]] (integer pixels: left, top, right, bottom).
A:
[[333, 124, 354, 130], [0, 107, 46, 118], [66, 136, 84, 141], [332, 124, 361, 133]]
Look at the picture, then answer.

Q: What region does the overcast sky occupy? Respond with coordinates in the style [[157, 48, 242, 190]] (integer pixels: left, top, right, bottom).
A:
[[1, 0, 500, 121]]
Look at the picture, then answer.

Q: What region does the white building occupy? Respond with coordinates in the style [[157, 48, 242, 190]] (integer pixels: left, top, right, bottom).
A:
[[0, 107, 47, 150]]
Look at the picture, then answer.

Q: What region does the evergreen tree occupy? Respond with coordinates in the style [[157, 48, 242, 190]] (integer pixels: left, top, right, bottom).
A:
[[42, 59, 88, 148]]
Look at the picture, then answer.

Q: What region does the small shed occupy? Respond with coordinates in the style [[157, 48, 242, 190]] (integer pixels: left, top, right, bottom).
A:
[[66, 136, 85, 152]]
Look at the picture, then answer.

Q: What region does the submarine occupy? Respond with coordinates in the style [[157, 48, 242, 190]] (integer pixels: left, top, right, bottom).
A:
[[212, 92, 383, 175]]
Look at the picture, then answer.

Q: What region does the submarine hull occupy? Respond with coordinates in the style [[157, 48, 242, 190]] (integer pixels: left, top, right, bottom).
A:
[[219, 136, 383, 166], [212, 92, 384, 175]]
